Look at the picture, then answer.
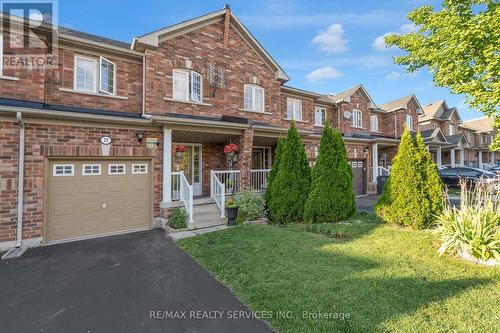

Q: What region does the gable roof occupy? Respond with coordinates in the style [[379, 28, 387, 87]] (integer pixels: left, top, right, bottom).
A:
[[446, 133, 469, 147], [419, 100, 463, 123], [421, 128, 448, 144], [377, 94, 424, 114], [329, 84, 376, 108], [462, 117, 495, 132], [131, 7, 289, 82]]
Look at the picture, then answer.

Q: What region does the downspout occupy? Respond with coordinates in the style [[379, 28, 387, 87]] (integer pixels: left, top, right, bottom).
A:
[[141, 52, 146, 117], [16, 111, 25, 248]]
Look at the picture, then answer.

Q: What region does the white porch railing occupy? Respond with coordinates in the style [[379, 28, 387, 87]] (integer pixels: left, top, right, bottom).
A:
[[171, 172, 181, 201], [377, 166, 391, 176], [250, 169, 271, 192], [210, 170, 226, 218], [212, 170, 241, 195], [173, 171, 193, 224]]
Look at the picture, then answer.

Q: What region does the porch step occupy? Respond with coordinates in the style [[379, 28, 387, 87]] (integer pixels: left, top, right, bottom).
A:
[[192, 202, 227, 230], [193, 197, 216, 206]]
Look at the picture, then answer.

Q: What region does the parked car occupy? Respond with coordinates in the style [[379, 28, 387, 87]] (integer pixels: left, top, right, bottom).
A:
[[489, 165, 500, 175], [439, 167, 499, 187]]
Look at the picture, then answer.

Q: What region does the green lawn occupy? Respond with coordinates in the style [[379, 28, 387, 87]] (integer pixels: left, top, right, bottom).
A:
[[178, 213, 500, 333]]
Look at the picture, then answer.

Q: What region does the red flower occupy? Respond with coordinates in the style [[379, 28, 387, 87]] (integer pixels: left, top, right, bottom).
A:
[[173, 145, 187, 154], [224, 143, 239, 154]]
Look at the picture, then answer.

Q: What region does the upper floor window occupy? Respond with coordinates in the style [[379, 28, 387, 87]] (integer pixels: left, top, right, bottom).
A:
[[243, 84, 264, 112], [287, 98, 302, 121], [314, 107, 326, 126], [370, 115, 379, 132], [448, 124, 455, 135], [406, 114, 413, 131], [173, 69, 202, 103], [74, 55, 116, 95], [432, 123, 437, 129], [352, 109, 362, 128], [0, 35, 3, 76]]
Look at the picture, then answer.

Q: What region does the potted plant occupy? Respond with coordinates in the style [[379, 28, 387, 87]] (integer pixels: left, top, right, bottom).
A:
[[173, 145, 187, 158], [224, 143, 239, 160], [225, 197, 239, 226]]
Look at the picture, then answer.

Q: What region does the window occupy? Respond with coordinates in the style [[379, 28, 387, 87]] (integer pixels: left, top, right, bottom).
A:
[[287, 98, 302, 120], [370, 115, 379, 132], [132, 163, 148, 174], [75, 56, 97, 93], [53, 164, 74, 176], [448, 124, 455, 135], [314, 107, 326, 126], [432, 123, 437, 129], [243, 85, 264, 112], [108, 164, 126, 175], [99, 57, 115, 95], [172, 69, 202, 102], [82, 164, 101, 176], [352, 109, 362, 128], [406, 114, 413, 131]]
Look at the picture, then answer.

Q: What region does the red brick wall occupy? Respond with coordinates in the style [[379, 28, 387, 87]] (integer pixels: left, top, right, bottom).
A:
[[337, 90, 371, 136], [0, 120, 162, 243]]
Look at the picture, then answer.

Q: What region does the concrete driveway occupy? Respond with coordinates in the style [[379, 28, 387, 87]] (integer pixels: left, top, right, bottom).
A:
[[356, 195, 379, 213], [0, 230, 272, 333]]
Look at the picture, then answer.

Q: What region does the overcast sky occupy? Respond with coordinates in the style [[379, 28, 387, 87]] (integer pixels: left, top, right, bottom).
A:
[[58, 0, 482, 120]]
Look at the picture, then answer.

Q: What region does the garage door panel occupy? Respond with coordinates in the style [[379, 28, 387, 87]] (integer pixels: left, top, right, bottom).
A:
[[47, 160, 151, 242]]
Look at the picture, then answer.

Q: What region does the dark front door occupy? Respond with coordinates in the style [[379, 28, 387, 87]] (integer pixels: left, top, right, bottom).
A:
[[349, 159, 366, 196]]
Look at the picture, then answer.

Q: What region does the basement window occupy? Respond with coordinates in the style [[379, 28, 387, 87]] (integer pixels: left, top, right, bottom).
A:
[[82, 164, 101, 176], [132, 164, 148, 174], [53, 164, 74, 176], [108, 164, 126, 175]]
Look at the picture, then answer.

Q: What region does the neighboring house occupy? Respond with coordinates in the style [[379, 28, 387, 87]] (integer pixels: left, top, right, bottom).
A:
[[0, 7, 422, 250], [418, 100, 497, 168]]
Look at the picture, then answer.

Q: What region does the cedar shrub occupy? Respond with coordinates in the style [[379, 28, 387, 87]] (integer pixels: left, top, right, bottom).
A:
[[304, 124, 355, 223], [268, 122, 311, 224], [264, 137, 285, 210]]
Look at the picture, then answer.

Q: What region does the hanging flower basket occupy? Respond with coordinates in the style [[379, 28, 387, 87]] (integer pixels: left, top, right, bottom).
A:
[[224, 143, 239, 161], [173, 145, 187, 158]]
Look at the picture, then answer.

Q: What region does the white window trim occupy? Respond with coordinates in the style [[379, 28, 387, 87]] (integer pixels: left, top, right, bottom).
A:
[[74, 55, 98, 93], [243, 84, 265, 112], [287, 98, 302, 121], [172, 69, 189, 101], [448, 124, 455, 135], [132, 163, 148, 175], [406, 114, 413, 131], [190, 71, 202, 103], [82, 164, 102, 176], [99, 56, 116, 95], [370, 114, 379, 132], [108, 164, 126, 175], [53, 164, 75, 177], [352, 109, 362, 128], [314, 107, 326, 126]]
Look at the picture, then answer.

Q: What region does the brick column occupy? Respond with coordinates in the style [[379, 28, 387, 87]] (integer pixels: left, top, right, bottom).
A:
[[237, 127, 254, 187]]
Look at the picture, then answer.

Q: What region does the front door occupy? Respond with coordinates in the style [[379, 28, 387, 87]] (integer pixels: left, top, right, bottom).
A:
[[349, 159, 366, 196], [172, 144, 202, 196]]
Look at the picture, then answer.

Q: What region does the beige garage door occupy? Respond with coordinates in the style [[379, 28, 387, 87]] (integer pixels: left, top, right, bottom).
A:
[[47, 160, 152, 243]]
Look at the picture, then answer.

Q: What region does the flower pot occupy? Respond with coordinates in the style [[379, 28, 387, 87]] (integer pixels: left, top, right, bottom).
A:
[[226, 152, 235, 161], [226, 206, 238, 226], [174, 151, 183, 158]]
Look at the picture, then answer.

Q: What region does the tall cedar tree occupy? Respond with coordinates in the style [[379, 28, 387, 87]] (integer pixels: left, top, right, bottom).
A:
[[264, 138, 285, 210], [375, 128, 428, 228], [304, 124, 355, 223], [415, 132, 444, 224], [268, 122, 311, 224]]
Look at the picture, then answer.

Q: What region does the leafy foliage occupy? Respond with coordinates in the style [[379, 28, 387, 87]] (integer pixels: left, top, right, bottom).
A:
[[264, 138, 285, 210], [304, 124, 355, 223], [376, 128, 443, 228], [169, 207, 188, 229], [235, 187, 266, 224], [268, 122, 311, 224], [385, 0, 500, 150], [435, 181, 500, 261]]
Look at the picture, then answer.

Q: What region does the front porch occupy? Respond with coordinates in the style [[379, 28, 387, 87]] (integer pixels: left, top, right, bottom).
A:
[[160, 126, 274, 229]]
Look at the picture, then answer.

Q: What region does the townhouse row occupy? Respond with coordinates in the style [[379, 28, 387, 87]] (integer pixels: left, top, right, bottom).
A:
[[0, 6, 496, 249]]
